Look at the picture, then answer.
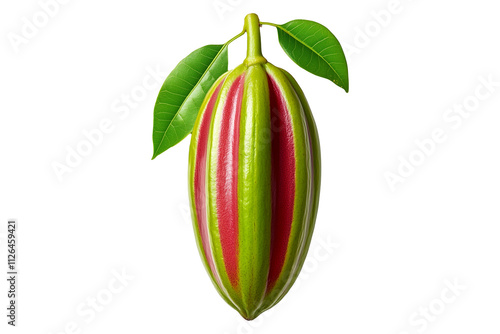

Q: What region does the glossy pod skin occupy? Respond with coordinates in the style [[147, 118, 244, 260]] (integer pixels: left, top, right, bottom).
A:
[[188, 14, 321, 320]]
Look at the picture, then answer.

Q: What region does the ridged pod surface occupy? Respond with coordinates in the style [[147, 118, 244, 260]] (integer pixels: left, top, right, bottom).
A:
[[188, 14, 321, 320]]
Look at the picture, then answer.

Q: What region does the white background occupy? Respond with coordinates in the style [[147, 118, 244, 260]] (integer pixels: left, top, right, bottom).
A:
[[1, 0, 499, 333]]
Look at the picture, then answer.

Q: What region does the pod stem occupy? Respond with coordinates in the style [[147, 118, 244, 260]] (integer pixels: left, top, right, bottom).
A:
[[244, 13, 267, 66]]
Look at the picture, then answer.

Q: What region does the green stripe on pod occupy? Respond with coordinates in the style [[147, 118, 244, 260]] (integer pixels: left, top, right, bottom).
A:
[[237, 63, 272, 319]]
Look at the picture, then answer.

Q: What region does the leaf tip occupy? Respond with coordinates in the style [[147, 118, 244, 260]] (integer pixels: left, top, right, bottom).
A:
[[333, 77, 349, 93]]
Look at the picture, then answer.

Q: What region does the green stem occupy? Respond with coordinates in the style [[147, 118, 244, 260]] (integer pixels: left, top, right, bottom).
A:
[[243, 13, 267, 66]]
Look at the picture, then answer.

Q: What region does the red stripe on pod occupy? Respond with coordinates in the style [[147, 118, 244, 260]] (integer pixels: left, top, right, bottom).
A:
[[216, 74, 245, 288], [267, 75, 296, 290], [306, 119, 315, 221], [194, 80, 225, 286]]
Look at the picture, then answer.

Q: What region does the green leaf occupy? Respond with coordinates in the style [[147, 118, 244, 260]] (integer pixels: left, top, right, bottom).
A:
[[152, 44, 228, 159], [274, 20, 349, 92]]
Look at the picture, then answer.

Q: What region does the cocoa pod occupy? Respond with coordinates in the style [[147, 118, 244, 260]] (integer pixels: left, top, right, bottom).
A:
[[188, 14, 321, 320]]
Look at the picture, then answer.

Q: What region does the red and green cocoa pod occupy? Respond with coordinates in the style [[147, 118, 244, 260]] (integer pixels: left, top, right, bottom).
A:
[[188, 14, 321, 320]]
